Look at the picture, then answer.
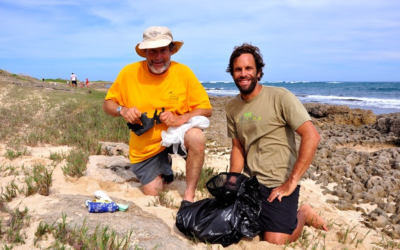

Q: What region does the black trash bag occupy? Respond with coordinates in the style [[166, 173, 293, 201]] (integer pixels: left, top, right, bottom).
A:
[[176, 172, 261, 247], [127, 112, 154, 136]]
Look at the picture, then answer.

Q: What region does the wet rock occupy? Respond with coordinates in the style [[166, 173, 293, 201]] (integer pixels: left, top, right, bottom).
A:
[[365, 176, 383, 189], [392, 214, 400, 224], [377, 202, 397, 214], [332, 187, 352, 200], [395, 156, 400, 170], [383, 225, 400, 239], [354, 166, 369, 184], [345, 153, 361, 167], [326, 199, 357, 211], [366, 186, 386, 199], [304, 103, 377, 126], [346, 182, 364, 194], [373, 216, 391, 228], [364, 208, 391, 228], [373, 113, 400, 137], [358, 192, 376, 204]]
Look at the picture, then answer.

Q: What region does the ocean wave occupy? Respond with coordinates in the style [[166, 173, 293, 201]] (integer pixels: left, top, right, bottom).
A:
[[206, 89, 238, 96], [206, 81, 232, 84], [298, 95, 400, 110], [205, 87, 225, 90]]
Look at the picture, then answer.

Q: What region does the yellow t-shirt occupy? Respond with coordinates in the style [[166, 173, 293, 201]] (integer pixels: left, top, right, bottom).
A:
[[105, 61, 211, 163]]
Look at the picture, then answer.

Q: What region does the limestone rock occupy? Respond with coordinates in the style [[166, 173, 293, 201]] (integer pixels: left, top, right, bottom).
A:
[[86, 155, 138, 183]]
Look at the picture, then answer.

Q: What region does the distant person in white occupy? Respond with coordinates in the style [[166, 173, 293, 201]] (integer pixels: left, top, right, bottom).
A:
[[71, 73, 77, 88]]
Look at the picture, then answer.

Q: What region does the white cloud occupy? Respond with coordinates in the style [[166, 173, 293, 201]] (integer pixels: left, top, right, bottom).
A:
[[0, 0, 399, 81]]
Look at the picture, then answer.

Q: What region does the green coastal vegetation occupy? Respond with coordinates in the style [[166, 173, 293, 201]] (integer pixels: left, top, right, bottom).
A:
[[0, 76, 128, 176], [0, 71, 220, 249], [0, 72, 137, 249]]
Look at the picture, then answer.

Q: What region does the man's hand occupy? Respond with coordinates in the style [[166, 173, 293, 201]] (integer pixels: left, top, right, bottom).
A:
[[268, 121, 320, 203], [159, 111, 183, 127], [267, 179, 298, 202], [121, 107, 142, 124]]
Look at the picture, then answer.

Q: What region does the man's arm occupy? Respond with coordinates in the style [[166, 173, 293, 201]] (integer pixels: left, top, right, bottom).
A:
[[159, 108, 212, 127], [229, 138, 246, 173], [268, 120, 321, 202], [103, 99, 120, 117], [103, 99, 142, 124]]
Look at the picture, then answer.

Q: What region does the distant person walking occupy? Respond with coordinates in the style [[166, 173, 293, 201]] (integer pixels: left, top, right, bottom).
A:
[[86, 78, 89, 88], [71, 73, 77, 88]]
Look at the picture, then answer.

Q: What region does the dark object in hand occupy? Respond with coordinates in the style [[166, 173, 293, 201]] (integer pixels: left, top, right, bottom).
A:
[[154, 107, 165, 124], [127, 112, 155, 136]]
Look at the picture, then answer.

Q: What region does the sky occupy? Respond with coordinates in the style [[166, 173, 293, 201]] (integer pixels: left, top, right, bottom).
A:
[[0, 0, 399, 82]]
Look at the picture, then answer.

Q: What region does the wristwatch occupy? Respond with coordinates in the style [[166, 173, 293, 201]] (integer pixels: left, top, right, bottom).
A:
[[117, 106, 123, 116]]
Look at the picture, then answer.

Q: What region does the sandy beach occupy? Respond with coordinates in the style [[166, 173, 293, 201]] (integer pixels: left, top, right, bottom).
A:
[[1, 72, 400, 249]]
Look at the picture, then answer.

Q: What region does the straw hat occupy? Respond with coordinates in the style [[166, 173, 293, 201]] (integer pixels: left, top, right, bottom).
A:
[[135, 26, 184, 58]]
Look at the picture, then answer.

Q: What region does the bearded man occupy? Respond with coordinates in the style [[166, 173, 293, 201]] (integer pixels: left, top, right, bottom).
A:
[[103, 26, 212, 203], [225, 43, 328, 244]]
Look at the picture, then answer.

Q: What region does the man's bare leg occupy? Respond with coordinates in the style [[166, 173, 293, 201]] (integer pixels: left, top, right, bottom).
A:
[[183, 128, 205, 202], [263, 204, 328, 244], [142, 175, 163, 196]]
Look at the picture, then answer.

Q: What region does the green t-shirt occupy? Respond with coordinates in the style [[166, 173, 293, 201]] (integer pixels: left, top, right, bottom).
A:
[[225, 86, 311, 187]]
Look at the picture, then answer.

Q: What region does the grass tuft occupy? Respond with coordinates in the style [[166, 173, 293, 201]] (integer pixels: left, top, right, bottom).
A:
[[24, 164, 53, 196], [0, 207, 30, 246], [4, 147, 30, 160], [62, 149, 89, 177], [33, 214, 133, 249], [49, 151, 67, 164], [196, 167, 219, 198]]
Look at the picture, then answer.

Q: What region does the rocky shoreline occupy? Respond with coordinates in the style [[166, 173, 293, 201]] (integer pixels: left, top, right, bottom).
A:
[[307, 107, 400, 238]]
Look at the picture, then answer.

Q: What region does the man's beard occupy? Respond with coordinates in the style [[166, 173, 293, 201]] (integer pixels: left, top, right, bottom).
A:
[[234, 75, 258, 95], [148, 60, 171, 74]]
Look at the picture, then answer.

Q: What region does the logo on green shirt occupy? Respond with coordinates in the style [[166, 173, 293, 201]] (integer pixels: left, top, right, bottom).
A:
[[238, 111, 261, 122]]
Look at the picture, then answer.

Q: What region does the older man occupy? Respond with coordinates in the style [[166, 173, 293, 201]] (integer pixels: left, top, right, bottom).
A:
[[103, 26, 212, 203]]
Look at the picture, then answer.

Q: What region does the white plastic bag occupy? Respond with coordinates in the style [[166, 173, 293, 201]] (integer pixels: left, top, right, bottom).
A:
[[161, 116, 210, 156]]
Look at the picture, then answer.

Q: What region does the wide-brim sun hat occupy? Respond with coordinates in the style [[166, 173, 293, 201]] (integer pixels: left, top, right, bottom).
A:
[[135, 26, 183, 58]]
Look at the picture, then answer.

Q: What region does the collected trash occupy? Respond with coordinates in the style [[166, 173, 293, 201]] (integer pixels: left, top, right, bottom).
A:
[[94, 190, 112, 202], [161, 116, 210, 156], [86, 200, 119, 213], [85, 190, 129, 213], [176, 172, 262, 247]]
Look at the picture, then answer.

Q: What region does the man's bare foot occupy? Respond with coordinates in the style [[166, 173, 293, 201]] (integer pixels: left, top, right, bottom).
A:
[[183, 190, 195, 203], [300, 204, 329, 231]]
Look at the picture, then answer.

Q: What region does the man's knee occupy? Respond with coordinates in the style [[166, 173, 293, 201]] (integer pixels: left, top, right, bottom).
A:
[[263, 232, 292, 245], [184, 128, 205, 150], [142, 175, 163, 196]]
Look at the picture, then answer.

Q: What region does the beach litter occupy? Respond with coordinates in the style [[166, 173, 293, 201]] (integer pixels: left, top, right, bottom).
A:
[[85, 190, 129, 213]]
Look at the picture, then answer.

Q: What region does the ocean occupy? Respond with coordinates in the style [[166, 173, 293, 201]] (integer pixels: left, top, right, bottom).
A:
[[201, 81, 400, 115]]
